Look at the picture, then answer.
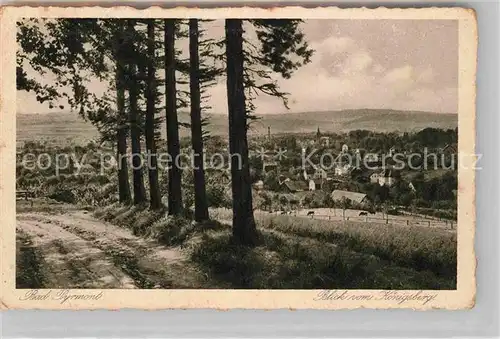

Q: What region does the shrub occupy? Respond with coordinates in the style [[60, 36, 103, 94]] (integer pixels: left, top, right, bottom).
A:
[[45, 175, 61, 186], [150, 215, 191, 245], [113, 205, 146, 227], [133, 207, 167, 235], [48, 188, 76, 204], [206, 184, 231, 208], [90, 174, 110, 185]]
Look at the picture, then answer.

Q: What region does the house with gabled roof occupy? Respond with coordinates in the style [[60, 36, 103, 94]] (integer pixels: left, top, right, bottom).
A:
[[330, 190, 368, 205], [282, 180, 308, 193]]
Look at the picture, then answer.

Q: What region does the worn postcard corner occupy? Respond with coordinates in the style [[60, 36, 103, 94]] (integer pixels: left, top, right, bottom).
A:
[[0, 5, 476, 310]]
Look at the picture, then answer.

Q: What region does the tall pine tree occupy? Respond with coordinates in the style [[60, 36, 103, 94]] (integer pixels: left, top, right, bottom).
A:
[[225, 19, 258, 245], [164, 19, 183, 215], [113, 21, 132, 204], [188, 19, 209, 222], [225, 19, 313, 245], [125, 20, 146, 205], [145, 19, 162, 210]]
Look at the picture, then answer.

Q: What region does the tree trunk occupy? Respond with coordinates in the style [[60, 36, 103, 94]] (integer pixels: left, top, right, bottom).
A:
[[115, 58, 132, 205], [114, 22, 132, 205], [225, 19, 258, 245], [189, 19, 209, 222], [145, 20, 162, 210], [126, 21, 146, 205], [164, 19, 183, 215]]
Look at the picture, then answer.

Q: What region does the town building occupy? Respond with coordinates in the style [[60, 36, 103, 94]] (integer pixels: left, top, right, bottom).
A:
[[319, 136, 330, 147], [370, 168, 398, 187], [262, 157, 279, 174], [370, 172, 381, 184], [313, 167, 328, 179], [408, 182, 416, 192], [334, 164, 353, 176], [330, 190, 368, 205], [389, 146, 397, 157], [282, 180, 308, 193], [308, 178, 325, 191]]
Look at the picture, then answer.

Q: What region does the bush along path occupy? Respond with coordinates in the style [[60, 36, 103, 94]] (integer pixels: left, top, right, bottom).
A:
[[16, 209, 207, 289]]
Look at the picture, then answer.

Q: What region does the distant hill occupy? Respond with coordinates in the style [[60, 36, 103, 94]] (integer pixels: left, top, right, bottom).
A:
[[17, 109, 457, 145], [250, 109, 457, 135]]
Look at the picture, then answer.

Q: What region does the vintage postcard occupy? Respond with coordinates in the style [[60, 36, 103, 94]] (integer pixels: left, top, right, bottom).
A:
[[0, 6, 476, 310]]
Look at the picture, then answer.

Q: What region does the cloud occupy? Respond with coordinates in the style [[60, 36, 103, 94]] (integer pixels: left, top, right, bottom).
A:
[[417, 67, 434, 84], [343, 52, 373, 75], [237, 24, 456, 115], [383, 65, 413, 83], [17, 19, 457, 115]]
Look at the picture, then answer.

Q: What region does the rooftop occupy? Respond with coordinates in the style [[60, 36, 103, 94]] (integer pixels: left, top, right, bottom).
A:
[[331, 190, 367, 204]]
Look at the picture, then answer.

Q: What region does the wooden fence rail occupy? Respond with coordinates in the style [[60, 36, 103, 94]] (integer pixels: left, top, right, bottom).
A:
[[16, 190, 34, 207], [298, 213, 455, 230]]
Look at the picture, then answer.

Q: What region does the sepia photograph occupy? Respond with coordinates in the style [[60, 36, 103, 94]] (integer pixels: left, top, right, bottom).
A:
[[0, 6, 476, 309]]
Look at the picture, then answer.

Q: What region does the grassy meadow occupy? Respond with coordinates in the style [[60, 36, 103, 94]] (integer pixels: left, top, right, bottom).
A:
[[92, 204, 456, 289]]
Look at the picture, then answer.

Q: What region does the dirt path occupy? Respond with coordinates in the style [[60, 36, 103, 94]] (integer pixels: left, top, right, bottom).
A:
[[16, 210, 204, 289]]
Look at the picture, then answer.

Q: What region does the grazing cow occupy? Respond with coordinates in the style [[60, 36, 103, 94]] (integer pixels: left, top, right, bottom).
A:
[[307, 211, 315, 216], [359, 212, 368, 216], [280, 211, 287, 215], [369, 210, 376, 215]]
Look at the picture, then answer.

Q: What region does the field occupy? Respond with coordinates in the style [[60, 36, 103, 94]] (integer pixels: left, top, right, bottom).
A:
[[15, 133, 457, 290], [17, 109, 458, 146], [207, 208, 456, 289], [281, 208, 455, 229], [16, 198, 456, 289]]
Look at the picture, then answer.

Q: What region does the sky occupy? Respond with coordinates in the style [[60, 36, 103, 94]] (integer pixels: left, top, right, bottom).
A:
[[17, 19, 458, 115]]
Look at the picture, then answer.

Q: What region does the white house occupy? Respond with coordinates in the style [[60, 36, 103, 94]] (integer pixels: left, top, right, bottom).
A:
[[364, 153, 379, 163], [334, 164, 352, 176], [370, 172, 381, 184], [378, 169, 397, 187], [378, 175, 395, 187], [389, 146, 396, 157], [370, 169, 397, 187], [313, 167, 328, 179], [319, 136, 330, 147], [408, 182, 416, 192], [308, 179, 324, 191]]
